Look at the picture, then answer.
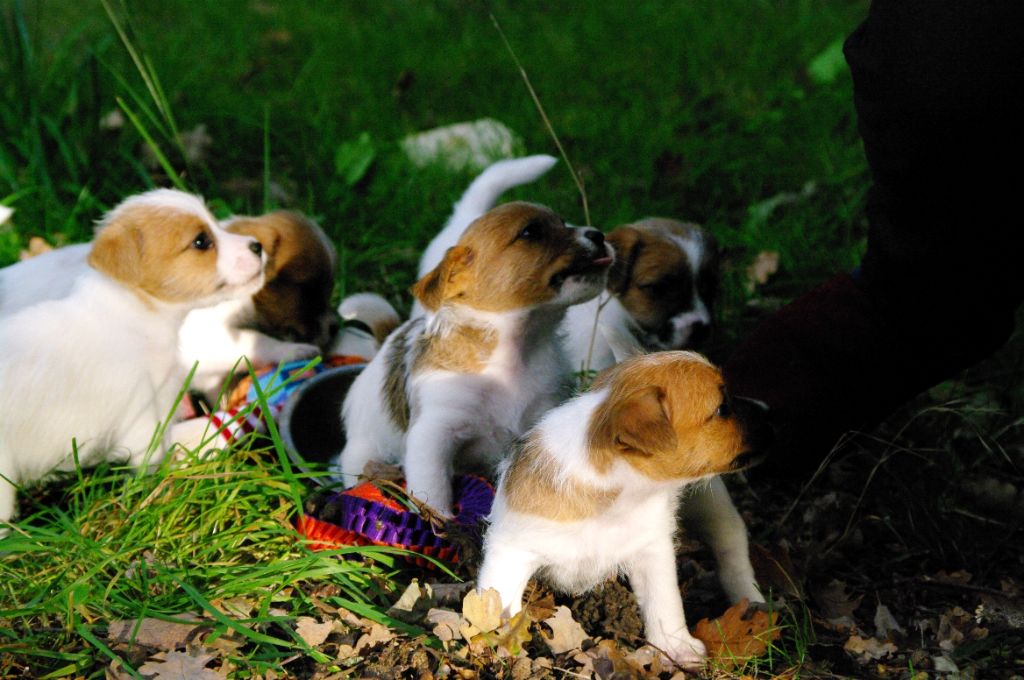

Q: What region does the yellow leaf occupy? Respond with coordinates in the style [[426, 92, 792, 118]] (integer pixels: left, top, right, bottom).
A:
[[461, 588, 502, 634]]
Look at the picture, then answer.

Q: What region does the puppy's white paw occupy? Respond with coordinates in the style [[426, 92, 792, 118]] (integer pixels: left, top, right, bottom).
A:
[[664, 634, 707, 670]]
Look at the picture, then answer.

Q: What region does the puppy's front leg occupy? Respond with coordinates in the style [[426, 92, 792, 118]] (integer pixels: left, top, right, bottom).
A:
[[476, 539, 540, 617], [627, 534, 706, 670], [681, 477, 762, 604], [403, 414, 468, 515]]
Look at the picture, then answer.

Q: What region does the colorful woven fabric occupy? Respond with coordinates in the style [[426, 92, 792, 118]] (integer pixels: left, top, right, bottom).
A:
[[297, 475, 495, 567], [189, 355, 365, 446]]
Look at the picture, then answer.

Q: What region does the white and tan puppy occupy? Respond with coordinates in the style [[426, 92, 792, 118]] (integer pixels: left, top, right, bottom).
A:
[[332, 201, 614, 514], [477, 351, 770, 669], [0, 210, 340, 404], [416, 157, 720, 373], [0, 189, 264, 527]]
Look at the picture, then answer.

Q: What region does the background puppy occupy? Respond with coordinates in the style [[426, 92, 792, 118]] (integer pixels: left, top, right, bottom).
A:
[[416, 157, 720, 373], [0, 189, 264, 527], [565, 217, 720, 372], [477, 351, 770, 669], [179, 211, 340, 400], [332, 201, 613, 514]]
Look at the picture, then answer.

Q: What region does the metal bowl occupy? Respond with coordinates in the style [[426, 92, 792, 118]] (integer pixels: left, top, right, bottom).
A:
[[277, 363, 364, 486]]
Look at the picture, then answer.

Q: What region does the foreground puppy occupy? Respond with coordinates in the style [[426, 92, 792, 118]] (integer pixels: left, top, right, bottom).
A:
[[0, 189, 264, 526], [477, 351, 770, 668], [179, 211, 339, 399], [416, 157, 720, 373], [332, 201, 614, 513]]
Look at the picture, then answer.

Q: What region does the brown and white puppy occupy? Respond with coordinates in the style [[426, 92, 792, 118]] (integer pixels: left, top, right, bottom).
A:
[[0, 189, 264, 528], [331, 201, 614, 514], [414, 157, 721, 373], [477, 351, 769, 669], [564, 218, 720, 372], [179, 211, 339, 399]]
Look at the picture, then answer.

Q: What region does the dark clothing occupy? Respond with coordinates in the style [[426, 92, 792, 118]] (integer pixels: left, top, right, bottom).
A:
[[724, 1, 1024, 472]]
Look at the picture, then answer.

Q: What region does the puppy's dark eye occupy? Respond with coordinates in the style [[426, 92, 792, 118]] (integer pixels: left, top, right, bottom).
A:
[[716, 401, 731, 418], [517, 220, 543, 242], [192, 232, 213, 251]]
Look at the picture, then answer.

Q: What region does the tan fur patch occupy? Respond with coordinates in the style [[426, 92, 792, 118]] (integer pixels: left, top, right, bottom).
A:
[[382, 318, 421, 431], [227, 212, 337, 345], [587, 352, 747, 480], [413, 323, 497, 374], [504, 435, 620, 522], [412, 202, 606, 313], [88, 204, 220, 304]]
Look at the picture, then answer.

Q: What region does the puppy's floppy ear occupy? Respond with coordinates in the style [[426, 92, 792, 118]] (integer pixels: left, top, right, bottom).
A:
[[411, 245, 473, 311], [88, 218, 143, 286], [610, 385, 677, 458], [606, 226, 641, 294]]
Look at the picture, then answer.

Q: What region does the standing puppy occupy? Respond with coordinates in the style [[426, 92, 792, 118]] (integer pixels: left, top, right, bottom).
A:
[[477, 351, 770, 669], [332, 201, 614, 514], [0, 189, 264, 527]]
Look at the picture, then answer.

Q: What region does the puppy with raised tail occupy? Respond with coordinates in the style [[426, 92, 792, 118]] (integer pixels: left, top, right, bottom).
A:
[[0, 189, 265, 527], [416, 156, 720, 372], [477, 351, 770, 668], [331, 201, 614, 514]]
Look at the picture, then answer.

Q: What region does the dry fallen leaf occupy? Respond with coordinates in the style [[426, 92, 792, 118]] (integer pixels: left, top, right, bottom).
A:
[[873, 603, 904, 639], [294, 616, 333, 647], [482, 611, 532, 657], [814, 579, 862, 629], [427, 608, 463, 643], [744, 250, 780, 293], [354, 621, 396, 654], [843, 634, 897, 662], [387, 579, 435, 623], [541, 606, 589, 655], [525, 591, 557, 621], [693, 599, 780, 669], [209, 595, 258, 619], [461, 588, 502, 638], [18, 236, 54, 261], [107, 615, 202, 650], [137, 650, 225, 680]]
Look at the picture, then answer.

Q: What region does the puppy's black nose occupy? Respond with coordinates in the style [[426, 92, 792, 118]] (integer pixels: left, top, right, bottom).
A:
[[248, 240, 263, 255], [583, 228, 605, 248]]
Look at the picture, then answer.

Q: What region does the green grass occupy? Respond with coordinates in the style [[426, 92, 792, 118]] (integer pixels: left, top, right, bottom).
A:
[[1, 1, 878, 676], [1, 0, 870, 307]]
